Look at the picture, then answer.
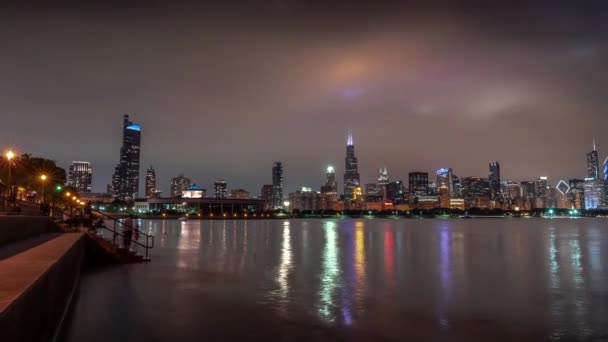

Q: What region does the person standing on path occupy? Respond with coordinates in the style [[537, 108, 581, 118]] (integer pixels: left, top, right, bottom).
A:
[[123, 215, 133, 250]]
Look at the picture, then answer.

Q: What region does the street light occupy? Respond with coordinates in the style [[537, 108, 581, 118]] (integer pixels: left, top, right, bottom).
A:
[[40, 174, 47, 204], [5, 150, 14, 202]]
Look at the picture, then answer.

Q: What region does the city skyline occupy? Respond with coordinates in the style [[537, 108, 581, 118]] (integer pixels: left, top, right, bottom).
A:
[[1, 3, 608, 194]]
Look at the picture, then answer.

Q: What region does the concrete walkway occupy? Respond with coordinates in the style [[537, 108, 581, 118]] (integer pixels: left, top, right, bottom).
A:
[[0, 232, 62, 261], [0, 232, 85, 341]]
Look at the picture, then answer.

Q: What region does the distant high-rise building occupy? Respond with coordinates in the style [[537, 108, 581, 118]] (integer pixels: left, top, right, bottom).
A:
[[261, 184, 274, 211], [377, 166, 389, 200], [272, 162, 284, 209], [569, 179, 585, 209], [145, 166, 156, 199], [170, 174, 191, 198], [587, 140, 600, 180], [386, 181, 406, 204], [460, 177, 491, 199], [489, 162, 501, 200], [365, 183, 383, 202], [321, 166, 338, 194], [504, 181, 521, 201], [343, 133, 360, 206], [289, 187, 321, 211], [436, 168, 453, 196], [438, 186, 450, 208], [534, 177, 549, 208], [520, 181, 536, 199], [110, 114, 141, 200], [584, 177, 603, 209], [68, 161, 93, 193], [409, 172, 429, 196], [451, 174, 461, 198], [214, 180, 228, 199], [230, 189, 250, 199]]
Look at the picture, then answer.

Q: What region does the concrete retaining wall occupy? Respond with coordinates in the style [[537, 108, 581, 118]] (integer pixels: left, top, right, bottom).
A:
[[0, 216, 55, 247], [0, 233, 85, 342]]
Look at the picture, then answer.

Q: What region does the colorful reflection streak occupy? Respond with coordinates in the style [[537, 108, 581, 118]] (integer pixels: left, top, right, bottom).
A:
[[276, 221, 293, 311], [355, 221, 366, 311], [319, 221, 339, 321], [384, 226, 395, 290]]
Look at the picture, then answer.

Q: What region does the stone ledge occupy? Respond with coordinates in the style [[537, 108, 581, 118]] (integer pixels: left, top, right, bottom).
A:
[[0, 232, 85, 341]]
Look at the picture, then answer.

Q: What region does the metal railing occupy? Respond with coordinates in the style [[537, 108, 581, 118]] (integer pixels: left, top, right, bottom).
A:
[[91, 210, 155, 261]]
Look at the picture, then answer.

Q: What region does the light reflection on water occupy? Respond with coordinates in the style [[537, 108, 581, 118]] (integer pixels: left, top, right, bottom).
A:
[[319, 220, 340, 321], [132, 219, 608, 340]]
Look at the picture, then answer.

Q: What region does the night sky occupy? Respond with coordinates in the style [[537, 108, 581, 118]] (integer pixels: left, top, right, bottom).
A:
[[2, 1, 608, 194]]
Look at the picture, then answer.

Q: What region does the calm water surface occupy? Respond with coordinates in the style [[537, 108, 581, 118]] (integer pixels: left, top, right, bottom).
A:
[[62, 219, 608, 341]]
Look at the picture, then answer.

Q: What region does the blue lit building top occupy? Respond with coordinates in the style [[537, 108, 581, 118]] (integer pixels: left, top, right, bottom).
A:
[[126, 124, 141, 131]]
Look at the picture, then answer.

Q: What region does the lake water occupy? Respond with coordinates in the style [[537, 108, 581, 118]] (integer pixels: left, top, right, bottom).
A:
[[61, 218, 608, 341]]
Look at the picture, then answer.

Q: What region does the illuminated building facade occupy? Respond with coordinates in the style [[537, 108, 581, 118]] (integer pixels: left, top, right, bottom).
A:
[[587, 141, 600, 180], [272, 162, 284, 209], [436, 168, 453, 197], [365, 183, 382, 202], [569, 179, 585, 209], [386, 181, 406, 204], [438, 186, 450, 208], [343, 133, 360, 207], [584, 177, 603, 209], [230, 189, 250, 199], [68, 161, 93, 193], [110, 114, 141, 200], [182, 184, 206, 198], [489, 161, 501, 200], [214, 180, 228, 199], [260, 184, 273, 210], [534, 177, 549, 208], [145, 166, 156, 199], [320, 166, 338, 196], [289, 187, 321, 211], [170, 174, 191, 198], [408, 172, 429, 197]]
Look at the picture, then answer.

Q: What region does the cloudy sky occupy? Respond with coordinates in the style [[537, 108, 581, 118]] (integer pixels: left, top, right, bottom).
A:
[[1, 1, 607, 194]]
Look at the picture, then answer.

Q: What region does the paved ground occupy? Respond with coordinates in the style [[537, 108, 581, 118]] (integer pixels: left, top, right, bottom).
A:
[[0, 233, 83, 313]]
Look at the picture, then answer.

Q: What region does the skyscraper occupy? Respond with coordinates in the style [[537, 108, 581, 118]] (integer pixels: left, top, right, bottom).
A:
[[489, 162, 501, 200], [343, 133, 360, 206], [587, 140, 600, 180], [321, 166, 338, 194], [110, 114, 141, 200], [272, 162, 284, 209], [170, 174, 191, 198], [584, 177, 602, 209], [214, 180, 228, 199], [68, 161, 92, 193], [409, 172, 429, 196], [386, 181, 406, 204], [377, 166, 389, 200], [436, 168, 453, 196], [535, 177, 549, 208], [452, 174, 461, 198], [145, 166, 156, 199], [569, 179, 585, 209], [261, 184, 274, 211]]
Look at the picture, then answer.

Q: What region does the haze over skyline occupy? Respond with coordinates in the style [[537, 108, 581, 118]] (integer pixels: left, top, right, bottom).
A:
[[1, 2, 608, 194]]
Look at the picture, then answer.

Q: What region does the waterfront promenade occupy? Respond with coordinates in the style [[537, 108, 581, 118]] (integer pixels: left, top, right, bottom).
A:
[[0, 216, 85, 341]]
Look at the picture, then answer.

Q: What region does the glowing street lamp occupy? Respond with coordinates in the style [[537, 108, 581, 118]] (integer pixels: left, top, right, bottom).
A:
[[40, 174, 47, 204], [5, 150, 15, 201]]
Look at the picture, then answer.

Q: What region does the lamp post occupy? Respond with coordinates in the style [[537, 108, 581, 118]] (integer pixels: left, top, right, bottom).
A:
[[40, 174, 47, 204], [5, 150, 14, 204]]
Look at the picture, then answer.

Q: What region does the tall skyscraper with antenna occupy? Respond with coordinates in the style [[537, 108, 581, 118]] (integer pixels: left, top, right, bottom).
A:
[[343, 132, 360, 206], [587, 140, 600, 180]]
